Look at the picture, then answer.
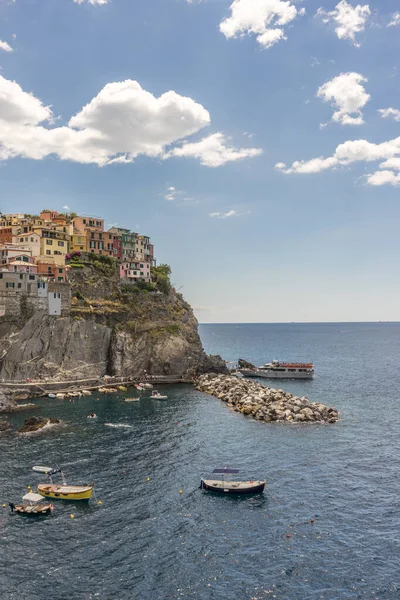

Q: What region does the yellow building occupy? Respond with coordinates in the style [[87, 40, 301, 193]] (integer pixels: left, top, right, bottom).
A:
[[71, 231, 87, 253], [39, 229, 70, 266]]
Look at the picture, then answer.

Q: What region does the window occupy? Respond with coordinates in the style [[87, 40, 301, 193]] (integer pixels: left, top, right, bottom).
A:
[[90, 241, 95, 248], [140, 272, 144, 276], [54, 251, 62, 255], [58, 268, 63, 274], [46, 239, 52, 245], [140, 264, 143, 268], [6, 282, 15, 288], [58, 241, 64, 247], [83, 219, 87, 224], [0, 274, 2, 279], [19, 274, 23, 279], [48, 267, 52, 273], [17, 283, 22, 289], [91, 232, 94, 239], [133, 271, 137, 275], [46, 250, 51, 255], [19, 238, 23, 242], [54, 293, 57, 298], [99, 233, 102, 240], [38, 282, 45, 289], [29, 275, 35, 280], [30, 237, 34, 242]]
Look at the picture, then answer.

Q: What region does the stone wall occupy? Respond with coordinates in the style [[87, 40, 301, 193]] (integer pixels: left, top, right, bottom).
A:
[[0, 282, 71, 320]]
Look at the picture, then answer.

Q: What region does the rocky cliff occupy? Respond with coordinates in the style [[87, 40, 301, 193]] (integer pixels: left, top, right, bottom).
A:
[[0, 259, 226, 381]]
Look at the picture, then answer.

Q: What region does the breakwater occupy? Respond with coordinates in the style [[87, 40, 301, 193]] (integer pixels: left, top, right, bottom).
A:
[[195, 373, 338, 423]]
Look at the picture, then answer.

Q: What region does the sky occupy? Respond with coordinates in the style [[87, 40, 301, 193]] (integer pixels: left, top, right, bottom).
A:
[[0, 0, 400, 323]]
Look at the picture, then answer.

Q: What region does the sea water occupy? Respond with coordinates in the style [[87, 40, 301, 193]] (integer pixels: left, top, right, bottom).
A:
[[0, 322, 399, 599]]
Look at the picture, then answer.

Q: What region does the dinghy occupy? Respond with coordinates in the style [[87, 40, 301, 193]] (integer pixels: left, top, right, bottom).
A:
[[10, 492, 54, 516], [200, 469, 265, 495], [151, 390, 168, 400]]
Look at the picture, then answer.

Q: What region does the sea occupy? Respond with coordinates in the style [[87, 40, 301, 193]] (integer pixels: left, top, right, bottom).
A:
[[1, 322, 400, 600]]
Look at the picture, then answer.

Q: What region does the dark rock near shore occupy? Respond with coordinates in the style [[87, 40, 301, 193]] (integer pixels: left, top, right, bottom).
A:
[[238, 358, 257, 370], [0, 419, 12, 431], [195, 374, 339, 424], [0, 390, 18, 413], [18, 416, 60, 434]]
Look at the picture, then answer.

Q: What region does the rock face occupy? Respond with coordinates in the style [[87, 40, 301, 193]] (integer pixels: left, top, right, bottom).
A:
[[195, 374, 339, 424], [0, 389, 18, 413], [0, 264, 226, 381], [18, 416, 60, 434]]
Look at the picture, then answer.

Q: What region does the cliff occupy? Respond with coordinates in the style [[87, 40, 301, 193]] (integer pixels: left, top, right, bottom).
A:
[[0, 258, 226, 381]]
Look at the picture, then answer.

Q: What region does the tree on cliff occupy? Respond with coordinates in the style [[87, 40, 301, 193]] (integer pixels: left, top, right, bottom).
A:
[[151, 264, 171, 294]]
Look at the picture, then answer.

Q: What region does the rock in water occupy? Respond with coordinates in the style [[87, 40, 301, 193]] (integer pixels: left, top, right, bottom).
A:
[[238, 358, 257, 370], [18, 416, 60, 434], [195, 374, 338, 424], [0, 390, 18, 413], [0, 420, 12, 432]]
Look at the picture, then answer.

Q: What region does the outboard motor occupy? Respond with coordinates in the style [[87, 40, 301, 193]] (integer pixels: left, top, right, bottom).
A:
[[9, 502, 15, 513]]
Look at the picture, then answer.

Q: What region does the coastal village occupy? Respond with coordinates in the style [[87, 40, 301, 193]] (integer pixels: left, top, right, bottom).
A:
[[0, 209, 155, 316]]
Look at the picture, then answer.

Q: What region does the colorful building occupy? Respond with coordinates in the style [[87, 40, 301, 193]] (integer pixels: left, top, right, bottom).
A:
[[120, 260, 151, 283], [36, 259, 67, 282], [73, 215, 104, 233], [39, 229, 70, 265]]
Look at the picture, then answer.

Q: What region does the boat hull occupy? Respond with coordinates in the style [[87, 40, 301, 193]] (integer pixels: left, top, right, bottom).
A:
[[200, 479, 265, 495], [37, 484, 93, 501], [239, 369, 314, 380], [14, 504, 53, 516]]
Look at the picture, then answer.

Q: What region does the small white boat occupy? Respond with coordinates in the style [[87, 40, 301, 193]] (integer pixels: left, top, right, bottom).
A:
[[81, 390, 92, 396], [151, 390, 168, 400], [125, 398, 140, 402], [87, 413, 97, 419], [56, 393, 65, 399], [48, 393, 56, 399], [143, 383, 153, 389], [33, 465, 54, 474]]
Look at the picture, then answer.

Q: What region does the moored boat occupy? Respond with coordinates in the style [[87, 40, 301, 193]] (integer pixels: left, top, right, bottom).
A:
[[151, 390, 168, 400], [200, 469, 266, 495], [10, 492, 54, 516], [239, 359, 314, 380], [33, 466, 94, 501]]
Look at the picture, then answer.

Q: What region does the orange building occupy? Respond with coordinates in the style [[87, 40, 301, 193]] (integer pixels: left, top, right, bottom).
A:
[[73, 215, 104, 233]]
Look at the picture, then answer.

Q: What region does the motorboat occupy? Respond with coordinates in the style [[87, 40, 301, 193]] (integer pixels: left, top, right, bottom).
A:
[[48, 393, 56, 399], [200, 469, 266, 495], [33, 466, 94, 501], [239, 360, 314, 380], [118, 386, 127, 392], [87, 413, 97, 419], [143, 383, 153, 389], [9, 492, 54, 516], [151, 390, 168, 400], [125, 398, 140, 402], [135, 384, 145, 391], [81, 390, 92, 396]]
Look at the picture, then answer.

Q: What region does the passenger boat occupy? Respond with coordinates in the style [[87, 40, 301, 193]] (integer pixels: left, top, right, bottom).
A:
[[200, 469, 265, 495], [9, 492, 54, 516], [33, 466, 94, 501], [151, 390, 168, 400], [239, 360, 314, 380]]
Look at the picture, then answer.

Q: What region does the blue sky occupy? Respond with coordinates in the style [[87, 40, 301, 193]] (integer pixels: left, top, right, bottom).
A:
[[0, 0, 400, 322]]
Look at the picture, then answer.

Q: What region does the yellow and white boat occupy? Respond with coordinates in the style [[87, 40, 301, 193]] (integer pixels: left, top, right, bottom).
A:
[[37, 483, 93, 501], [33, 466, 94, 502]]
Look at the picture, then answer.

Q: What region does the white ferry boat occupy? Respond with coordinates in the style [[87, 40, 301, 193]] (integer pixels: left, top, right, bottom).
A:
[[239, 360, 314, 380]]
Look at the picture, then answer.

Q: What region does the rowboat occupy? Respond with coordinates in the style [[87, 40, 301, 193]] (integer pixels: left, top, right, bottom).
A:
[[125, 398, 140, 402], [118, 386, 127, 392], [10, 492, 54, 516], [33, 466, 94, 501], [200, 469, 266, 495]]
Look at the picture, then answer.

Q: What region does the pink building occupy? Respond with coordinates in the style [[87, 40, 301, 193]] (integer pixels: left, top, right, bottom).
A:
[[0, 245, 37, 273], [120, 260, 151, 283]]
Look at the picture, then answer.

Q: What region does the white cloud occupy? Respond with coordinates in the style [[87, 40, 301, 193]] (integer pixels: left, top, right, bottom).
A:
[[219, 0, 305, 49], [388, 12, 400, 27], [0, 75, 261, 167], [166, 132, 262, 167], [62, 205, 70, 210], [316, 0, 371, 47], [209, 210, 239, 219], [317, 72, 370, 126], [276, 135, 400, 185], [378, 107, 400, 122], [74, 0, 109, 5], [0, 40, 13, 52]]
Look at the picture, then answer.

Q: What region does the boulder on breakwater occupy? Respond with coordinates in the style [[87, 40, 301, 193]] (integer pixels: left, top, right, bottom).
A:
[[18, 416, 60, 434], [195, 374, 338, 424]]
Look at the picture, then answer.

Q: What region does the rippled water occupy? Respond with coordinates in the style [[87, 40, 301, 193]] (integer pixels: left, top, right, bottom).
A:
[[1, 322, 400, 599]]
